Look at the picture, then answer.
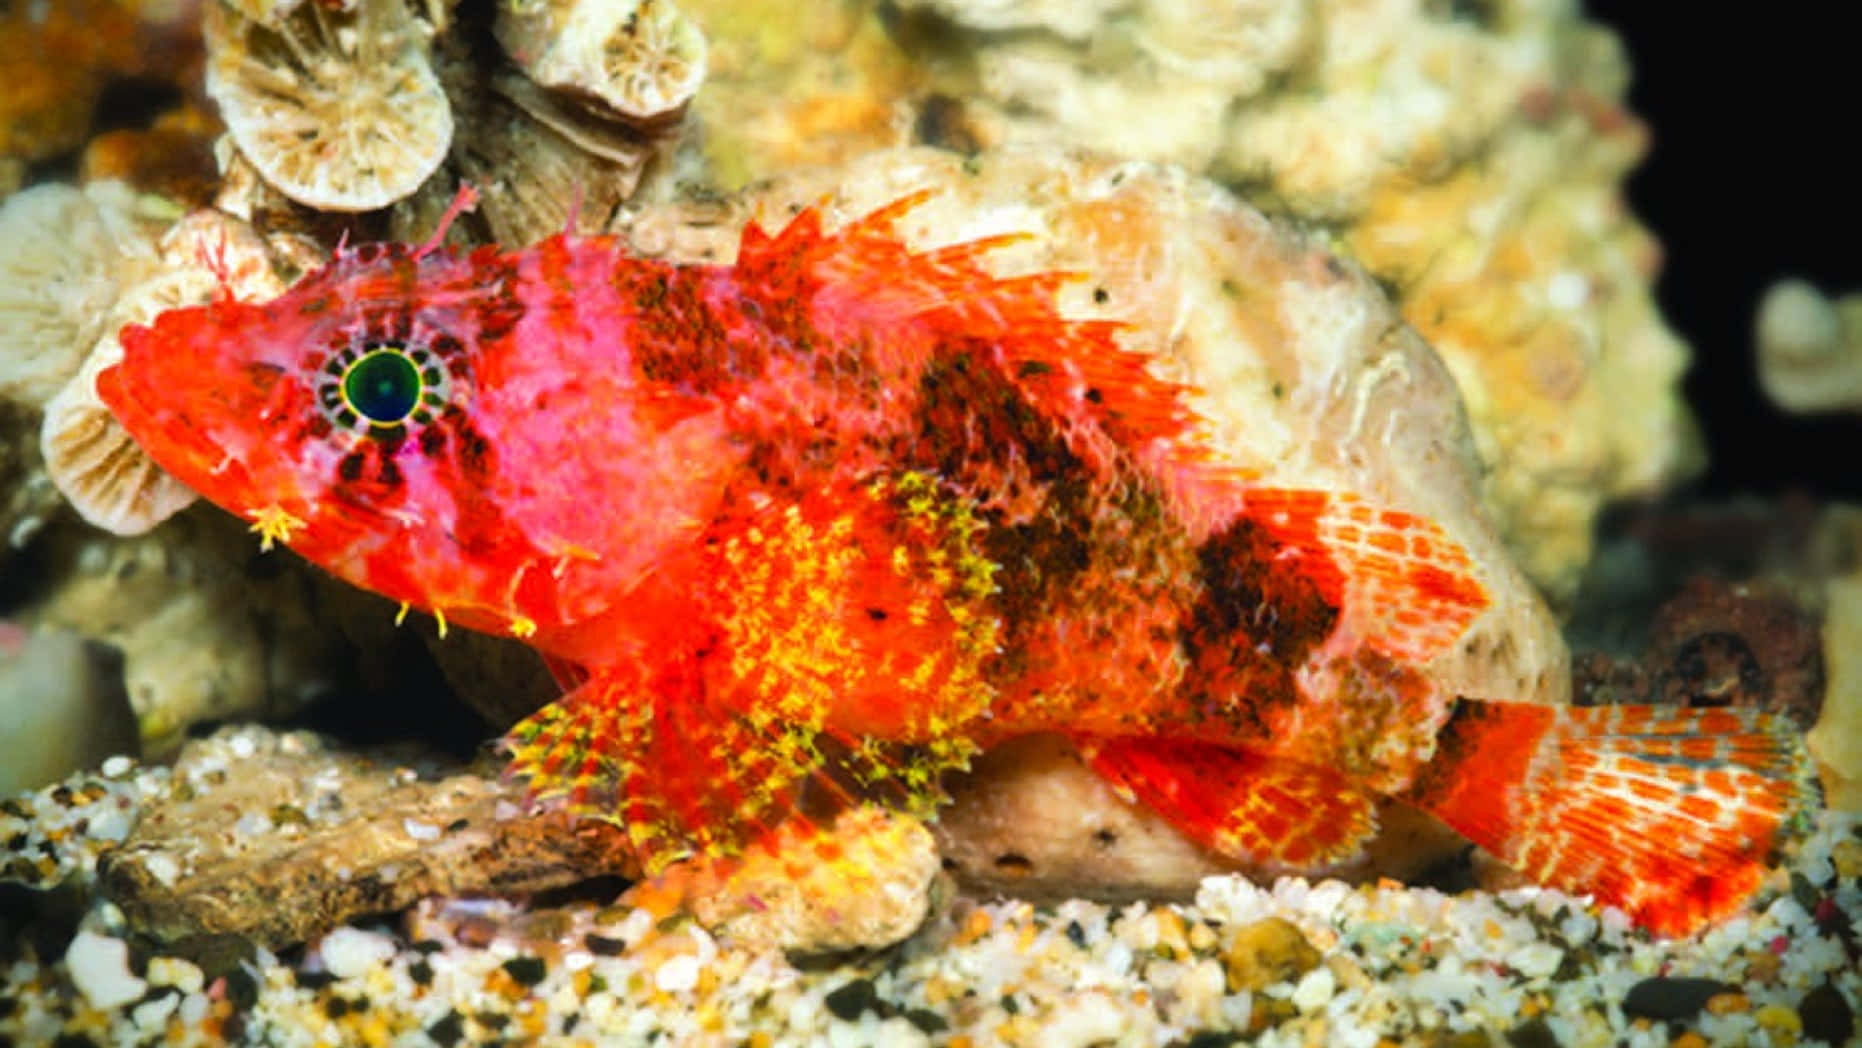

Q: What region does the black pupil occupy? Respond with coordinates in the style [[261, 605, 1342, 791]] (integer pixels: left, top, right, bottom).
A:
[[344, 350, 421, 424]]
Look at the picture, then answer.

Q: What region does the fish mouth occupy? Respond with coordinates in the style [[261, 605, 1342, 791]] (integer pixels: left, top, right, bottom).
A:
[[96, 339, 250, 508]]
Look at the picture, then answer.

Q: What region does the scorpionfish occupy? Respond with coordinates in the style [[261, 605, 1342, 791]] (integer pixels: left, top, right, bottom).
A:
[[99, 188, 1817, 936]]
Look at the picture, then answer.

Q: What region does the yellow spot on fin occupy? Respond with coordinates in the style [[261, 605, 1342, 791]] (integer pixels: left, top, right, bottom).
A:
[[247, 505, 304, 552], [509, 615, 537, 638], [434, 607, 448, 639], [394, 602, 410, 627]]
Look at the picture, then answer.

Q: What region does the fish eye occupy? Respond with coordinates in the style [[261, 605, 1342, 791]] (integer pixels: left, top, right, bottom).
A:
[[318, 340, 451, 434], [343, 348, 422, 425]]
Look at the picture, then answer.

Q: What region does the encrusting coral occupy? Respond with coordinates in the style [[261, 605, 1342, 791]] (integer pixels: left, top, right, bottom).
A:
[[204, 0, 454, 211], [40, 209, 297, 536], [0, 181, 164, 409], [494, 0, 708, 130]]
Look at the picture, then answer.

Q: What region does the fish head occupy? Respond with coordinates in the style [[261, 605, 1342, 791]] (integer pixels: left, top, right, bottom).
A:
[[98, 240, 739, 647]]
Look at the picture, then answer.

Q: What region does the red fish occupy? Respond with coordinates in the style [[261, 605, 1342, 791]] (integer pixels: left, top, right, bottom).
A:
[[98, 188, 1816, 935]]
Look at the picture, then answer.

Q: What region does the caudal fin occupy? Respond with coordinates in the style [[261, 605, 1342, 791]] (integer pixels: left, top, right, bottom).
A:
[[1402, 699, 1818, 937]]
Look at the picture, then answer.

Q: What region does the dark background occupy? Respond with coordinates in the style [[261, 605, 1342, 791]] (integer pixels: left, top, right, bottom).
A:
[[1584, 3, 1862, 499]]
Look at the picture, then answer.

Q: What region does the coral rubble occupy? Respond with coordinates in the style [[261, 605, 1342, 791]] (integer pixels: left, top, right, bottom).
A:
[[204, 0, 453, 212], [1756, 278, 1862, 415]]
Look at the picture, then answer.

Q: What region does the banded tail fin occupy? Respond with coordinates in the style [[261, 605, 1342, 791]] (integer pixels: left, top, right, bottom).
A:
[[1403, 699, 1818, 936], [1085, 737, 1380, 869]]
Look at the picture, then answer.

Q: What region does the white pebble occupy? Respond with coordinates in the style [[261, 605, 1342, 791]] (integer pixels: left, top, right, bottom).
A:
[[131, 991, 178, 1031], [1291, 966, 1336, 1011], [615, 906, 654, 947], [66, 931, 147, 1009], [403, 818, 442, 841], [141, 852, 181, 888], [229, 734, 256, 759], [233, 811, 273, 836], [1546, 271, 1589, 310], [873, 1016, 932, 1048], [1506, 941, 1564, 979], [146, 955, 204, 994], [177, 991, 208, 1025], [317, 926, 397, 979], [655, 953, 701, 993], [85, 805, 135, 842], [1302, 881, 1351, 921], [100, 755, 133, 778], [1101, 940, 1133, 976], [1043, 990, 1124, 1047], [1557, 910, 1598, 946]]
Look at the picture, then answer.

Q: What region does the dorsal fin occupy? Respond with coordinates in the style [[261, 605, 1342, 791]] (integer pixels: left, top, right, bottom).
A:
[[1237, 488, 1489, 663], [734, 190, 1208, 487]]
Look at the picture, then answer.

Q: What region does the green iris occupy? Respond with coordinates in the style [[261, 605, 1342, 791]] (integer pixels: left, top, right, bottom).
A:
[[341, 348, 423, 426]]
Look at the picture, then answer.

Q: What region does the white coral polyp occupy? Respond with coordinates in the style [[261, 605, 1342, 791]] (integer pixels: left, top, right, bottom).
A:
[[500, 0, 707, 125], [205, 0, 453, 212], [40, 269, 220, 536], [0, 182, 161, 407]]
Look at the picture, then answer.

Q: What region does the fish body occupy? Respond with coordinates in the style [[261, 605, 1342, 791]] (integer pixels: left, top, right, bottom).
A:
[[100, 191, 1816, 935]]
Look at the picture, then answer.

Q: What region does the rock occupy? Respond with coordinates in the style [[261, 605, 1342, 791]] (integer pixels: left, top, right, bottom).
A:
[[0, 626, 137, 795], [934, 733, 1467, 901], [1220, 917, 1321, 994], [97, 726, 635, 949], [64, 930, 146, 1009], [644, 806, 944, 953], [1798, 980, 1854, 1047], [23, 511, 352, 760], [1813, 574, 1862, 812], [1643, 576, 1823, 728], [1620, 976, 1736, 1022]]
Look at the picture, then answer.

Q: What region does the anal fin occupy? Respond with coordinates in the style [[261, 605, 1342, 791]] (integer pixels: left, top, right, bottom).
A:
[[1083, 736, 1380, 869], [1403, 699, 1819, 936]]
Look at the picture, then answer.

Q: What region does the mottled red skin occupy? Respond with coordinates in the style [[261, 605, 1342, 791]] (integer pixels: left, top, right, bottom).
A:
[[99, 192, 1815, 936]]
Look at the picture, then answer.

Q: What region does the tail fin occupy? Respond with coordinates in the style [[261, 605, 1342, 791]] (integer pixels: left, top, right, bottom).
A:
[[1403, 699, 1818, 936]]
